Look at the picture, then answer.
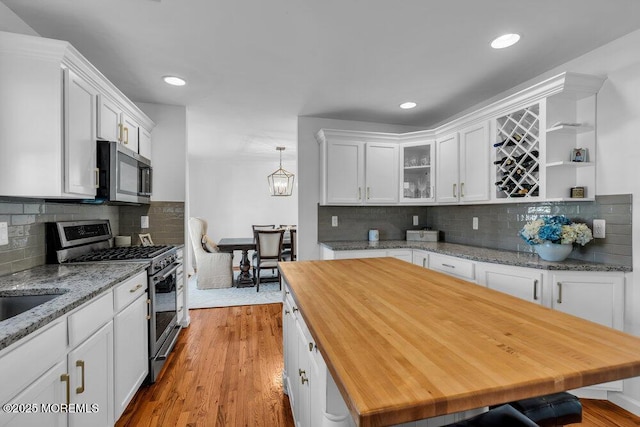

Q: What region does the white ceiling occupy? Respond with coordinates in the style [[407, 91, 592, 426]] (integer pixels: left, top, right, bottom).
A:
[[4, 0, 640, 160]]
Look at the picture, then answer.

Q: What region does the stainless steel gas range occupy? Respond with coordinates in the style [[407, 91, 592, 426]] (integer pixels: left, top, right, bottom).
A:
[[46, 220, 182, 383]]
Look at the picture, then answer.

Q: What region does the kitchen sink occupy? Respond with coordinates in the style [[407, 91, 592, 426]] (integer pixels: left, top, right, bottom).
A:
[[0, 294, 63, 322]]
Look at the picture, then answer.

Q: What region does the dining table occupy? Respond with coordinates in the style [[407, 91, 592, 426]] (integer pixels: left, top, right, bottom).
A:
[[217, 236, 291, 287]]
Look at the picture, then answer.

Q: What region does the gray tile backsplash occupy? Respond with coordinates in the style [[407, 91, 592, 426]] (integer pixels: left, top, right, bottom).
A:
[[0, 197, 120, 276], [318, 194, 632, 266], [318, 206, 430, 241], [0, 198, 185, 277]]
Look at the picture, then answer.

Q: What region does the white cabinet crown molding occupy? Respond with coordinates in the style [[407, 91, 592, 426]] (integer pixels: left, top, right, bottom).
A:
[[315, 72, 605, 145], [0, 30, 154, 132]]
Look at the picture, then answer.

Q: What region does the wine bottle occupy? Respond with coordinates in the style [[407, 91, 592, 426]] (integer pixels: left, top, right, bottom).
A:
[[493, 133, 522, 148], [493, 157, 516, 166]]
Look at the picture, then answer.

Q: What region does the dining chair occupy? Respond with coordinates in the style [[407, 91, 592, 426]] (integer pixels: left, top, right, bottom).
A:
[[289, 228, 297, 261], [254, 229, 285, 292], [252, 225, 276, 278], [279, 225, 296, 261]]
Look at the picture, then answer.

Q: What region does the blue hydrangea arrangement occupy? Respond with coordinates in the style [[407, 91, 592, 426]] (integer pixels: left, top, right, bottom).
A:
[[519, 215, 593, 246]]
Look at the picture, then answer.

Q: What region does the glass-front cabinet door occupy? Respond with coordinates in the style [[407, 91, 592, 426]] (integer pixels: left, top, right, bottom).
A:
[[400, 140, 435, 203]]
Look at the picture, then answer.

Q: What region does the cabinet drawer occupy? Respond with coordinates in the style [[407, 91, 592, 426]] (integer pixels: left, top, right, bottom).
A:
[[68, 291, 113, 348], [0, 320, 66, 405], [114, 271, 147, 312], [429, 254, 475, 281]]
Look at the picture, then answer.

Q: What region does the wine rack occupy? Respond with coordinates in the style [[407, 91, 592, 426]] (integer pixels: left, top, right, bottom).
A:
[[494, 104, 540, 198]]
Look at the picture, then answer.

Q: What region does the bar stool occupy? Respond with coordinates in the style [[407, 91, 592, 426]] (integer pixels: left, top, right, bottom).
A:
[[508, 392, 582, 427], [445, 404, 538, 426]]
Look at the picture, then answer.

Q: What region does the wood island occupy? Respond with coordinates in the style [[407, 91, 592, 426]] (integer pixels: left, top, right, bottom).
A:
[[279, 258, 640, 427]]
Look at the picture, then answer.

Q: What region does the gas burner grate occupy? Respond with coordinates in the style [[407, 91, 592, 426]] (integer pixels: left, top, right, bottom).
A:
[[70, 245, 173, 262]]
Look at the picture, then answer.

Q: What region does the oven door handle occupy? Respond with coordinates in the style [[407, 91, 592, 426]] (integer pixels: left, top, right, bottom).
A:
[[154, 263, 180, 282], [156, 325, 181, 361]]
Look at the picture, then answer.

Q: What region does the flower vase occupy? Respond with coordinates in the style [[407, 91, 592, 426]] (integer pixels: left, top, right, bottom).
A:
[[534, 241, 573, 262]]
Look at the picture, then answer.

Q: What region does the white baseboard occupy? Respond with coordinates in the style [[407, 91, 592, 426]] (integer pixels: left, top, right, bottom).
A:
[[609, 392, 640, 417]]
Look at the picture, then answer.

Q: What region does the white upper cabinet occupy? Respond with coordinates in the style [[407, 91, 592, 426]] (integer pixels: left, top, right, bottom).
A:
[[364, 142, 398, 204], [121, 113, 140, 154], [97, 94, 122, 143], [400, 138, 435, 203], [459, 122, 490, 202], [325, 139, 364, 205], [317, 129, 399, 205], [0, 31, 154, 199], [435, 132, 459, 203], [436, 123, 490, 204], [64, 68, 99, 197]]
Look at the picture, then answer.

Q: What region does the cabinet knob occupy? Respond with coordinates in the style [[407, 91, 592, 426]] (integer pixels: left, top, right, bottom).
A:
[[308, 342, 314, 352]]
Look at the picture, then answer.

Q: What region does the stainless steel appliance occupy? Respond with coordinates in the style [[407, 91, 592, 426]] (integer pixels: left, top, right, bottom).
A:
[[97, 140, 152, 204], [46, 220, 181, 383]]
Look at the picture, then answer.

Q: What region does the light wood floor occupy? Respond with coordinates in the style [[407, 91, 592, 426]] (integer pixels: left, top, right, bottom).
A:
[[116, 304, 640, 427]]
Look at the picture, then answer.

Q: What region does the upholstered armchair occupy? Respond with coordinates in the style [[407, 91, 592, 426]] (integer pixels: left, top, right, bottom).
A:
[[188, 217, 233, 289]]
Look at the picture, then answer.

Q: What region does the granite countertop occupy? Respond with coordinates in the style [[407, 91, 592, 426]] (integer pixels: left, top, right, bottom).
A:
[[0, 263, 148, 351], [319, 240, 631, 272]]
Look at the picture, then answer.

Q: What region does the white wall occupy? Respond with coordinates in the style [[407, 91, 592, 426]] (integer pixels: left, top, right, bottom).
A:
[[136, 102, 187, 202], [0, 2, 39, 36], [188, 154, 298, 265], [297, 117, 421, 261]]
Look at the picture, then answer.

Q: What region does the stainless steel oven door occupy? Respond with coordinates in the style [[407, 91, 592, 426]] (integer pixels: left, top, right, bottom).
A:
[[148, 262, 181, 382]]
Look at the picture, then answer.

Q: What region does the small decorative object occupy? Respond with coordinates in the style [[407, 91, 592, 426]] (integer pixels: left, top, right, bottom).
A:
[[139, 233, 154, 246], [267, 146, 295, 196], [570, 186, 585, 198], [571, 148, 587, 162], [519, 215, 593, 261]]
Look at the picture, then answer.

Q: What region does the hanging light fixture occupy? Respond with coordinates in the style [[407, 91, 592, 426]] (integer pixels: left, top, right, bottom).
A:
[[267, 146, 295, 196]]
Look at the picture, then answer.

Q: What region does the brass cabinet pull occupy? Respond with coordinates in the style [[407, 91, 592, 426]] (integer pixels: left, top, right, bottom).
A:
[[178, 306, 183, 312], [358, 187, 362, 200], [298, 369, 305, 376], [308, 342, 313, 352], [442, 263, 456, 269], [118, 123, 123, 142], [285, 291, 290, 295], [366, 187, 370, 199], [533, 279, 539, 300], [453, 183, 457, 197], [460, 182, 465, 197], [76, 360, 85, 394], [147, 298, 151, 320], [292, 307, 299, 313], [130, 283, 143, 293], [422, 259, 426, 268], [301, 374, 309, 385], [124, 127, 129, 144], [178, 285, 184, 291], [284, 309, 290, 315], [60, 373, 70, 405], [94, 168, 100, 189], [557, 282, 563, 304]]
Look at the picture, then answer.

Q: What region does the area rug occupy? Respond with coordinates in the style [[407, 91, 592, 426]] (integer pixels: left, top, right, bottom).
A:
[[187, 274, 282, 309]]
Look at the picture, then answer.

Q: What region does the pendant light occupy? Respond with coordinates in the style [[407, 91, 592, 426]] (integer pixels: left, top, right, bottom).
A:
[[267, 147, 295, 196]]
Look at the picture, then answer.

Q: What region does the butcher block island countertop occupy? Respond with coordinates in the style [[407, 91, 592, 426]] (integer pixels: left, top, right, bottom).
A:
[[278, 257, 640, 427]]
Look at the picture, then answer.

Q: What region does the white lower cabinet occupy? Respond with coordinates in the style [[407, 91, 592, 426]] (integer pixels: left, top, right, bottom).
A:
[[412, 250, 429, 268], [476, 263, 544, 305], [67, 322, 114, 427], [114, 295, 148, 419], [550, 272, 625, 393], [428, 253, 475, 282], [0, 270, 149, 427]]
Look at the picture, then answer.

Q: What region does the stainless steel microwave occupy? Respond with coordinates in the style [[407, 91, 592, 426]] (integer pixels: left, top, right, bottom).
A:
[[97, 140, 152, 204]]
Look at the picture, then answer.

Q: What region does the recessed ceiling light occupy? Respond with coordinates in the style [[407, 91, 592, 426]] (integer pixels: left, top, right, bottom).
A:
[[491, 33, 521, 49], [163, 76, 187, 86], [400, 102, 417, 110]]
